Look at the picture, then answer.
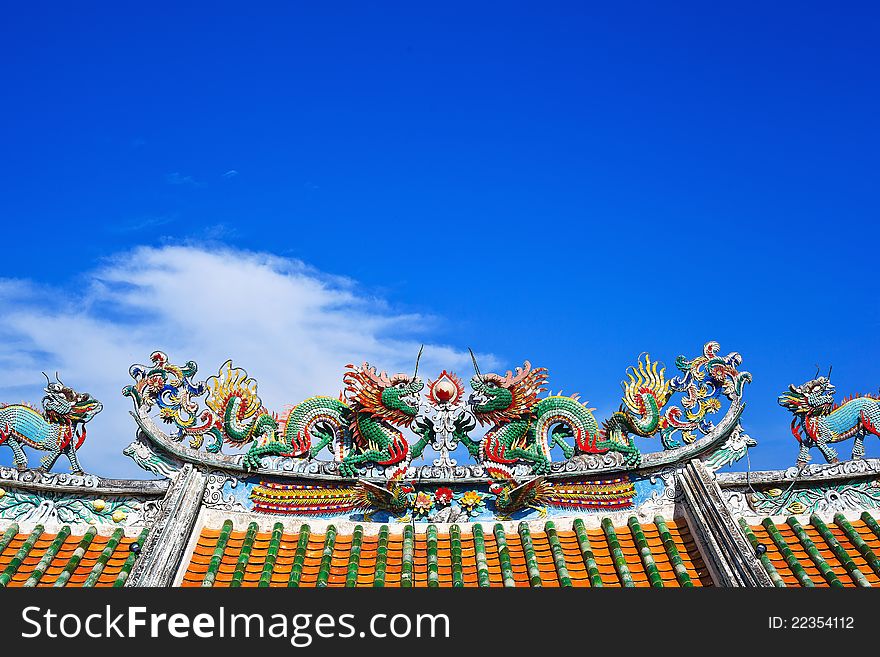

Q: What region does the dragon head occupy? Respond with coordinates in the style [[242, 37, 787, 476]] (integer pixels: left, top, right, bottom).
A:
[[41, 372, 103, 424], [778, 373, 835, 417], [468, 360, 548, 425], [343, 363, 424, 426]]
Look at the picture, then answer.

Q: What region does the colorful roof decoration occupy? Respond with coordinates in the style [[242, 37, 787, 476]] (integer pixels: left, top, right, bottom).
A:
[[1, 338, 880, 587], [123, 340, 752, 481]]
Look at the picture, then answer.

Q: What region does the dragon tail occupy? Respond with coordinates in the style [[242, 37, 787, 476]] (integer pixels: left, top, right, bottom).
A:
[[281, 396, 351, 459], [622, 354, 670, 417]]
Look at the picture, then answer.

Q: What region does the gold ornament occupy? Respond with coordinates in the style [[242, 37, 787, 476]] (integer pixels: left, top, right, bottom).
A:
[[787, 501, 806, 514]]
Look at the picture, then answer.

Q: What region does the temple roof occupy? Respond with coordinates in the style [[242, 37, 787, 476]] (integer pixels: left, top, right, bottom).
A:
[[0, 523, 147, 587], [742, 513, 880, 587], [179, 516, 712, 588], [3, 340, 880, 588]]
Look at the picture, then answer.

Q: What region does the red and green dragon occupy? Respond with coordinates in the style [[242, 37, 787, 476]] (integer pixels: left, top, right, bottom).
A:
[[126, 350, 434, 477], [465, 355, 641, 478], [125, 340, 747, 480], [466, 342, 748, 479]]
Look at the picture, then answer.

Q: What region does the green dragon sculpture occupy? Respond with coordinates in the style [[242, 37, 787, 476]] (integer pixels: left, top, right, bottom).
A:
[[125, 350, 435, 475], [333, 359, 429, 478], [602, 354, 672, 454], [199, 360, 311, 469], [190, 356, 431, 476], [126, 341, 750, 478], [466, 355, 634, 478], [602, 342, 752, 456]]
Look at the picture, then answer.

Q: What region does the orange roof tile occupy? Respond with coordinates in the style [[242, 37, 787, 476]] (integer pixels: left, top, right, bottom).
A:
[[0, 524, 148, 588], [183, 517, 712, 588], [748, 514, 880, 587]]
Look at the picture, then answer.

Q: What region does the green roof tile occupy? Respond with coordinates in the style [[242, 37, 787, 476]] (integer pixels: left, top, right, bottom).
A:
[[288, 524, 311, 587], [0, 524, 20, 554], [629, 516, 663, 588], [761, 518, 814, 587], [426, 524, 439, 588], [54, 527, 97, 588], [472, 524, 491, 587], [83, 528, 124, 588], [835, 514, 880, 578], [810, 514, 870, 587], [114, 527, 149, 588], [373, 525, 389, 588], [544, 521, 572, 587], [602, 517, 634, 587], [201, 520, 233, 588], [656, 516, 694, 588], [860, 511, 880, 541], [24, 525, 71, 587], [401, 525, 414, 588], [494, 523, 516, 588], [518, 522, 542, 587], [738, 518, 785, 587], [345, 524, 363, 587], [450, 525, 463, 588], [258, 522, 284, 588], [0, 524, 44, 587], [316, 525, 337, 588], [573, 518, 603, 587], [787, 517, 843, 588], [230, 522, 259, 588]]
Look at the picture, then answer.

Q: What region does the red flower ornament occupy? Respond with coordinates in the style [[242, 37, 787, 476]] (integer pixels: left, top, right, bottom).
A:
[[434, 487, 454, 505]]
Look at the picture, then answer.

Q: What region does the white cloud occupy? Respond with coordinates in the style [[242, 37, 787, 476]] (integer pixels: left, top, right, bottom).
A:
[[0, 245, 494, 478]]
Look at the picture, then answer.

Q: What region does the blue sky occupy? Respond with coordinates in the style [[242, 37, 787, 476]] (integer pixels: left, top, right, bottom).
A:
[[1, 2, 878, 476]]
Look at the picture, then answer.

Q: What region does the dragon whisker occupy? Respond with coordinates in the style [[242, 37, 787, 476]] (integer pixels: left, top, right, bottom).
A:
[[468, 347, 482, 380], [413, 344, 424, 380]]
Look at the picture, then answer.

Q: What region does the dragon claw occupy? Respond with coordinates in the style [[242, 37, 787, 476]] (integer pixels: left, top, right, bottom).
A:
[[531, 460, 551, 475], [242, 451, 264, 470], [661, 436, 680, 450], [619, 450, 641, 468]]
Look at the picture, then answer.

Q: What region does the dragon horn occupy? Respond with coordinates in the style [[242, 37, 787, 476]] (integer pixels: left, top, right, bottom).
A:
[[413, 344, 424, 379], [468, 347, 482, 379], [814, 364, 820, 379], [55, 371, 64, 386], [827, 365, 832, 380], [42, 372, 51, 387]]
